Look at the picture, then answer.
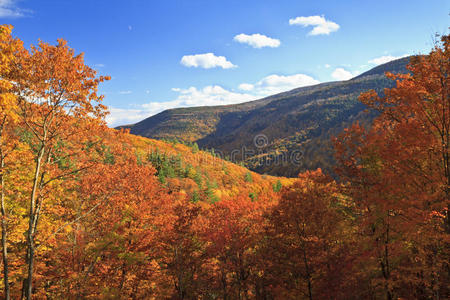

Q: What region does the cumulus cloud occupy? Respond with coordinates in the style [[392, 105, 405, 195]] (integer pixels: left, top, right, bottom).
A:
[[0, 0, 28, 17], [254, 74, 320, 95], [181, 53, 236, 69], [233, 33, 281, 48], [368, 54, 409, 65], [107, 73, 320, 127], [331, 68, 357, 80], [289, 15, 340, 36], [106, 108, 149, 126], [238, 83, 254, 91], [163, 86, 256, 107], [107, 87, 256, 126]]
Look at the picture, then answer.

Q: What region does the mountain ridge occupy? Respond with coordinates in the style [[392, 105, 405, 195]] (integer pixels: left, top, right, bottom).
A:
[[122, 56, 412, 176]]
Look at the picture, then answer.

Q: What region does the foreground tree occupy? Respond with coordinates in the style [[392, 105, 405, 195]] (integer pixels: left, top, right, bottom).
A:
[[47, 134, 176, 298], [0, 24, 24, 300], [335, 34, 450, 298], [200, 195, 266, 299], [265, 170, 351, 299], [5, 37, 109, 299]]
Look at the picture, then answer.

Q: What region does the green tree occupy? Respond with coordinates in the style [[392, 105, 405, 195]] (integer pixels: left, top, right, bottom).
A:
[[244, 171, 253, 183], [273, 180, 282, 192], [191, 142, 199, 153]]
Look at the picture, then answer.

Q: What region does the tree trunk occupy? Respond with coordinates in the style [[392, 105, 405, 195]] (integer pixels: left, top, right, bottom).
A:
[[380, 218, 392, 300], [0, 155, 10, 300], [302, 247, 313, 300], [24, 145, 45, 300]]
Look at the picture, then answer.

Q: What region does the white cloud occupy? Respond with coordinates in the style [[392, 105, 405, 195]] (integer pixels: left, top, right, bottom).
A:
[[128, 25, 132, 31], [107, 73, 320, 127], [324, 64, 331, 68], [331, 68, 357, 80], [94, 63, 105, 68], [159, 86, 257, 108], [119, 90, 132, 95], [368, 54, 408, 65], [233, 33, 281, 48], [145, 90, 151, 94], [181, 53, 236, 69], [289, 15, 340, 36], [254, 74, 320, 95], [108, 87, 256, 126], [106, 108, 149, 126], [238, 83, 254, 91], [0, 0, 28, 17]]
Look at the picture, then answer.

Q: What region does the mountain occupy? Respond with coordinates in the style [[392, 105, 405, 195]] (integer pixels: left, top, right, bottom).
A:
[[123, 57, 411, 177]]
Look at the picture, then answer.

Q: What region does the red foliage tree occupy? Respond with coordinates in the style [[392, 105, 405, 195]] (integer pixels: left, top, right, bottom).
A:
[[335, 34, 450, 298]]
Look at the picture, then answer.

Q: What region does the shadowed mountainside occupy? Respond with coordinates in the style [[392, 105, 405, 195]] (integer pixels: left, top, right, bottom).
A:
[[122, 57, 411, 176]]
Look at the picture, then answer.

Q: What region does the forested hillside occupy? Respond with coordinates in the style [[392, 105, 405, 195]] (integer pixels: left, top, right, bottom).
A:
[[125, 57, 411, 176], [0, 25, 448, 299]]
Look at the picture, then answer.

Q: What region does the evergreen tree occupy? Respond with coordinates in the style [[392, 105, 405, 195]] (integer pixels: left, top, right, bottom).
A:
[[206, 180, 219, 203], [191, 190, 200, 203], [244, 171, 253, 183], [192, 142, 199, 153], [273, 180, 282, 192]]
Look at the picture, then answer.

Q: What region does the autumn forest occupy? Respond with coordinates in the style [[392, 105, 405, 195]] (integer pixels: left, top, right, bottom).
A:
[[0, 24, 449, 300]]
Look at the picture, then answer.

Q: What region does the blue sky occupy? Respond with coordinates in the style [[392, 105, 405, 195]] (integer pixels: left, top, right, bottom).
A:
[[2, 0, 449, 126]]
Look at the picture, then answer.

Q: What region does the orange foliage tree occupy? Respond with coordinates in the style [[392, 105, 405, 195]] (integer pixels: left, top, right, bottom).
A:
[[0, 24, 24, 300], [2, 32, 109, 298], [335, 34, 450, 299], [200, 194, 268, 299], [42, 132, 178, 298], [264, 170, 352, 299]]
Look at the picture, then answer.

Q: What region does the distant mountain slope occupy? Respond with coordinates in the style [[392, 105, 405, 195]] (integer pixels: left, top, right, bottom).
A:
[[123, 57, 412, 176]]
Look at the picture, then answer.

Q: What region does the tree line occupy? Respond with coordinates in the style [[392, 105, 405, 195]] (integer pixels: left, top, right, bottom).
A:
[[0, 25, 448, 299]]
